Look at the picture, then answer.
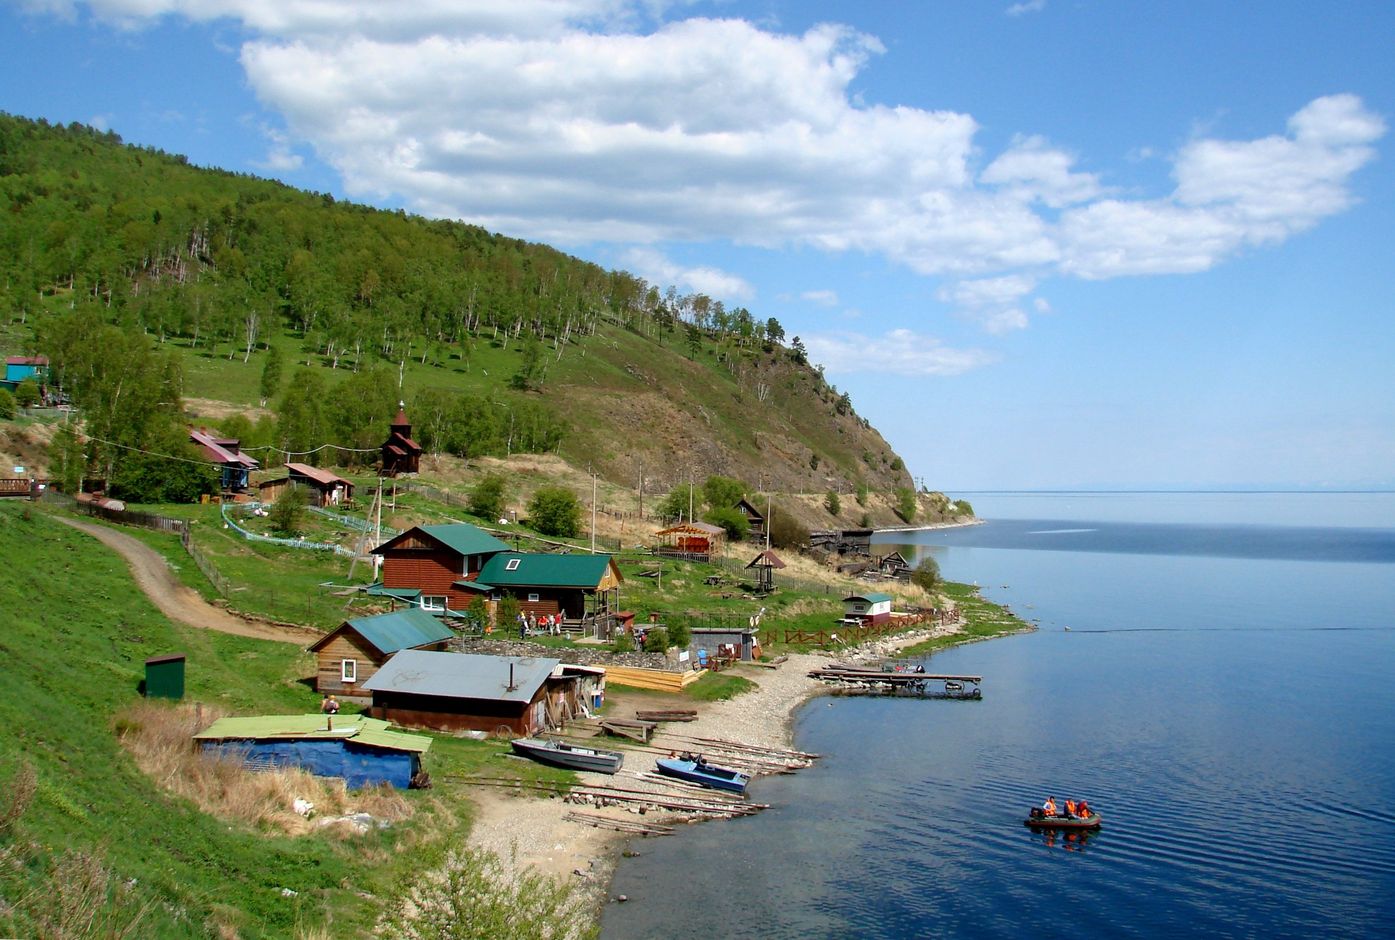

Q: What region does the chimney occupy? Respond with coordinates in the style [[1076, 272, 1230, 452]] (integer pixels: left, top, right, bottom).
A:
[[507, 662, 517, 691]]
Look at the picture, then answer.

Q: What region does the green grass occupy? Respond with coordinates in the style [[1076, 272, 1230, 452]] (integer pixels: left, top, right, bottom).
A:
[[897, 581, 1033, 658], [0, 504, 582, 938], [684, 671, 757, 702]]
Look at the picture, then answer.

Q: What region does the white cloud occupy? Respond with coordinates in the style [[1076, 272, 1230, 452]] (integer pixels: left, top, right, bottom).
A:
[[804, 329, 997, 377], [1005, 1, 1047, 18], [37, 4, 1387, 332], [620, 247, 753, 301], [251, 123, 304, 172], [801, 289, 839, 306]]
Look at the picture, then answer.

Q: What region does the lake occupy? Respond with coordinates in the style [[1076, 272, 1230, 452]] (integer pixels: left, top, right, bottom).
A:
[[601, 492, 1395, 939]]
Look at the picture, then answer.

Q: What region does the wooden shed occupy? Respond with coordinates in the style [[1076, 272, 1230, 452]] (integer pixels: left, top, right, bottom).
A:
[[655, 521, 726, 561], [259, 463, 355, 508], [843, 592, 894, 625], [308, 608, 455, 698], [361, 650, 570, 736]]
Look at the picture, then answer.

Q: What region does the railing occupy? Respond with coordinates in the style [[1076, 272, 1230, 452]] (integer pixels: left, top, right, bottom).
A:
[[180, 528, 233, 595], [220, 502, 358, 557]]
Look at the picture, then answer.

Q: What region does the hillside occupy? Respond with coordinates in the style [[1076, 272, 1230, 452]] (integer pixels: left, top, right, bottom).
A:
[[0, 113, 919, 502]]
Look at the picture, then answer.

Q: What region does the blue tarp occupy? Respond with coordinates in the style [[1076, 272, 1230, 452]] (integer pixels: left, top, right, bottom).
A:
[[201, 738, 420, 789]]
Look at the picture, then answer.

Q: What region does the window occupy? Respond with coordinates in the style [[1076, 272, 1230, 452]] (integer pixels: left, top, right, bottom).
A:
[[506, 558, 521, 571], [341, 659, 357, 683], [422, 595, 446, 612], [527, 593, 540, 603]]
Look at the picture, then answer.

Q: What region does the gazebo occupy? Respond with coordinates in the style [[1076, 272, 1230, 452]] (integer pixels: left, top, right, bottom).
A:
[[654, 521, 725, 562], [745, 549, 786, 593]]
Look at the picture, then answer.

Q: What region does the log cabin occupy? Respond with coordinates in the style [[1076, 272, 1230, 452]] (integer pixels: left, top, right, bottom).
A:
[[308, 608, 455, 698]]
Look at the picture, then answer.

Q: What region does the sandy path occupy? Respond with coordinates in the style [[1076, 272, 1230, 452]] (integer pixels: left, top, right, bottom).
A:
[[54, 515, 322, 645]]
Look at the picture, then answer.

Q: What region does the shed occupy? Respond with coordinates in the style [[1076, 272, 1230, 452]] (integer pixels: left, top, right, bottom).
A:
[[144, 653, 186, 700], [194, 714, 431, 789], [308, 608, 455, 697], [843, 592, 894, 625], [875, 551, 913, 580], [259, 463, 355, 508], [688, 626, 762, 663], [655, 521, 726, 561], [361, 649, 568, 736]]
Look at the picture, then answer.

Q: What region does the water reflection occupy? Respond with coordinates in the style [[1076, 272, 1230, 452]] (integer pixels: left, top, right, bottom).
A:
[[1034, 826, 1099, 853]]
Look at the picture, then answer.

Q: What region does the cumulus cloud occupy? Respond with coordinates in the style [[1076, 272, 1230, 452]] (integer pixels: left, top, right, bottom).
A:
[[804, 329, 997, 377], [801, 289, 839, 306], [937, 275, 1036, 334], [1006, 1, 1047, 17], [620, 247, 753, 301], [35, 3, 1387, 328]]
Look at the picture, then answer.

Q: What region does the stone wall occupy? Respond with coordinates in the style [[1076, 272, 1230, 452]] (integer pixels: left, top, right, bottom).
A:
[[450, 636, 671, 671]]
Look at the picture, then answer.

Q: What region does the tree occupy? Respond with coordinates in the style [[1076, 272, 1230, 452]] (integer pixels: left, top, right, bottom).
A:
[[468, 473, 508, 520], [48, 421, 85, 493], [527, 486, 582, 537], [655, 486, 691, 522], [510, 334, 543, 390], [13, 377, 40, 409], [665, 618, 690, 651], [895, 487, 918, 523], [108, 427, 220, 503], [910, 556, 941, 593], [496, 595, 521, 632], [953, 499, 975, 517], [259, 345, 283, 406], [766, 503, 809, 551], [0, 388, 14, 420], [765, 317, 785, 345], [267, 484, 309, 537], [703, 505, 750, 541], [791, 336, 808, 365], [825, 490, 841, 516], [277, 370, 328, 463], [702, 475, 744, 513], [642, 627, 670, 653]]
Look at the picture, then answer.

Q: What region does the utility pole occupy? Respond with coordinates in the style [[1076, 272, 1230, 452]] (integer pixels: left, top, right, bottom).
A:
[[590, 467, 597, 554]]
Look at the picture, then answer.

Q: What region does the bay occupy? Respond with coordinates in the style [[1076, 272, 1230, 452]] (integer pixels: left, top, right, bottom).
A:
[[601, 492, 1395, 939]]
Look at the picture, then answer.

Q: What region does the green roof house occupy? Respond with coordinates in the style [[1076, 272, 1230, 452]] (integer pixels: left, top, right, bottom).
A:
[[308, 608, 456, 697]]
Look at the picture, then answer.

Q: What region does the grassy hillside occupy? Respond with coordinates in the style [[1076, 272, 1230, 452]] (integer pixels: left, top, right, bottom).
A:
[[0, 112, 916, 498]]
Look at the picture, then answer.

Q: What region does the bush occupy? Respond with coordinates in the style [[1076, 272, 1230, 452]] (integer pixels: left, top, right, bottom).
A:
[[666, 619, 691, 651], [14, 377, 40, 409], [824, 491, 841, 516], [267, 484, 309, 537], [0, 388, 15, 419], [702, 475, 744, 512], [855, 482, 868, 507], [655, 486, 691, 522], [527, 486, 582, 537], [496, 595, 521, 632], [612, 631, 635, 653], [468, 473, 508, 520], [642, 627, 669, 653], [894, 487, 917, 523], [703, 506, 750, 541], [911, 556, 941, 592], [766, 503, 809, 551], [953, 499, 975, 517]]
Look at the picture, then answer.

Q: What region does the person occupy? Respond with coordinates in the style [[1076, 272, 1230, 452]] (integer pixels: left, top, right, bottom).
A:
[[518, 612, 528, 639], [322, 694, 339, 715], [1042, 796, 1057, 816], [1076, 799, 1091, 818], [1064, 799, 1077, 818]]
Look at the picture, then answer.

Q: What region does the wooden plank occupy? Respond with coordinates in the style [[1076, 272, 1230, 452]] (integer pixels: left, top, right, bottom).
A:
[[604, 665, 703, 692]]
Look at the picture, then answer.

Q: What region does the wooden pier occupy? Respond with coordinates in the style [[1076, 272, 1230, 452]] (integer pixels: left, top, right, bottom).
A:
[[808, 665, 983, 699]]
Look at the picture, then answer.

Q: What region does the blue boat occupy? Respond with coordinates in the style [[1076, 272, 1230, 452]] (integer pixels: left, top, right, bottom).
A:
[[655, 754, 750, 793]]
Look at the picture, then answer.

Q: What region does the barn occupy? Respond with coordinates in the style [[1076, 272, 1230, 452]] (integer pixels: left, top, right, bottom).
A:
[[194, 713, 431, 789], [362, 649, 577, 736], [308, 608, 455, 698]]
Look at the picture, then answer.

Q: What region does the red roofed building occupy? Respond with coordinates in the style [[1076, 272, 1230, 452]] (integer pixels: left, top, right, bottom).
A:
[[189, 427, 259, 492], [381, 403, 422, 476]]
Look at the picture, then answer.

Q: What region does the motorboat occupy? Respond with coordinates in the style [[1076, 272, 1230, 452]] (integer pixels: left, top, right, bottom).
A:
[[655, 754, 750, 794], [510, 737, 624, 774]]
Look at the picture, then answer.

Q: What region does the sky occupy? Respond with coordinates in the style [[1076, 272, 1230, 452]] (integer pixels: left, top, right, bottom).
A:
[[3, 0, 1393, 491]]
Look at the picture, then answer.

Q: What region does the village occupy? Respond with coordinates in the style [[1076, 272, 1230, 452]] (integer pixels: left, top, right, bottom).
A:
[[1, 391, 1018, 932]]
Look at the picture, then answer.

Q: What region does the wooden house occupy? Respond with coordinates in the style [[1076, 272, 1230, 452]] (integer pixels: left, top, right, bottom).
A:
[[308, 608, 455, 698], [371, 523, 623, 623], [842, 591, 893, 625], [380, 403, 422, 476], [2, 355, 49, 393], [744, 548, 786, 593], [655, 521, 725, 561], [194, 713, 431, 789], [734, 498, 766, 540], [361, 649, 577, 735], [189, 427, 259, 493], [875, 551, 913, 581], [259, 463, 355, 508]]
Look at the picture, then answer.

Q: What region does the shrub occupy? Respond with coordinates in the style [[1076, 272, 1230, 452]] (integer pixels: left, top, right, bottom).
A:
[[612, 631, 635, 653], [703, 506, 750, 541], [0, 388, 15, 419], [642, 627, 669, 653], [855, 482, 868, 507], [824, 491, 841, 516], [666, 619, 691, 651], [14, 377, 40, 409], [496, 595, 521, 631], [655, 486, 691, 522], [527, 486, 581, 537], [894, 487, 917, 523], [702, 475, 745, 512], [766, 503, 809, 551], [468, 473, 508, 520], [953, 499, 975, 517], [910, 556, 941, 592], [267, 484, 309, 537]]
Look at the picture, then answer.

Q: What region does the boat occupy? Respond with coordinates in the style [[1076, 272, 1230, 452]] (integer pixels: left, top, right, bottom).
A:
[[655, 754, 750, 794], [510, 737, 624, 774], [1024, 808, 1101, 830]]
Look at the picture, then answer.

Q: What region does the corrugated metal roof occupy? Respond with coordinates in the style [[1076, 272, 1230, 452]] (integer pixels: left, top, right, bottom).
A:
[[193, 714, 431, 753], [189, 427, 260, 468], [374, 523, 511, 558], [360, 649, 560, 703], [311, 608, 453, 654], [286, 462, 351, 487], [476, 552, 614, 588], [844, 592, 894, 604]]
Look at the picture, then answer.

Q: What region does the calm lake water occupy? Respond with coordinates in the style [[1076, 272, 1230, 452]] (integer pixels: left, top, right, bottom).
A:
[[601, 492, 1395, 939]]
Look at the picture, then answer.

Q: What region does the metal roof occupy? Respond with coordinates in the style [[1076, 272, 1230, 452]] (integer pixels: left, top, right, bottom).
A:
[[655, 522, 725, 536], [311, 608, 454, 654], [360, 649, 560, 703], [373, 523, 511, 558], [285, 462, 352, 487], [189, 427, 259, 468], [365, 585, 421, 600], [844, 592, 894, 604], [476, 551, 616, 588], [193, 714, 431, 753]]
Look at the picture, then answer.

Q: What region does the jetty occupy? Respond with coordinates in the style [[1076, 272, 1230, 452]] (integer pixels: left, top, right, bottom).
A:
[[808, 664, 983, 699]]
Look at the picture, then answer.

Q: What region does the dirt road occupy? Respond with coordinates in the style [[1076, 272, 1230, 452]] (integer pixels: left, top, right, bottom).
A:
[[55, 515, 322, 645]]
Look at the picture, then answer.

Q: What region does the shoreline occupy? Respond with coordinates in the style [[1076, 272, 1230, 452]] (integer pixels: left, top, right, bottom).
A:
[[464, 611, 1021, 918], [873, 517, 985, 534]]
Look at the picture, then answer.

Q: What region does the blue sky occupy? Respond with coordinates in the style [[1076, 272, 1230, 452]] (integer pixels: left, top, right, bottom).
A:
[[3, 1, 1393, 490]]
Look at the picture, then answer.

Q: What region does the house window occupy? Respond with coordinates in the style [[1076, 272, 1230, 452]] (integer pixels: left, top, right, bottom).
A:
[[506, 558, 521, 571], [527, 593, 540, 603], [341, 659, 357, 683], [422, 595, 447, 612]]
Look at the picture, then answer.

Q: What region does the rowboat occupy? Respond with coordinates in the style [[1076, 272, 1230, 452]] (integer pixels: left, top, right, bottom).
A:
[[1024, 809, 1101, 830], [510, 737, 624, 774], [655, 755, 750, 794]]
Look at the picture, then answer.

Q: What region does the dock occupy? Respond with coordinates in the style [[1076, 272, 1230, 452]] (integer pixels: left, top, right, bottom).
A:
[[808, 665, 983, 699]]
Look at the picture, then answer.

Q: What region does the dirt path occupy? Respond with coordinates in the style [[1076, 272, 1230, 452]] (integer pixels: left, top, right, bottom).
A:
[[54, 515, 322, 645]]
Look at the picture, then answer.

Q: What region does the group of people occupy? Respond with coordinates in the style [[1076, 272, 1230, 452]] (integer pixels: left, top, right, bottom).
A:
[[517, 610, 565, 637], [1041, 795, 1091, 818]]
